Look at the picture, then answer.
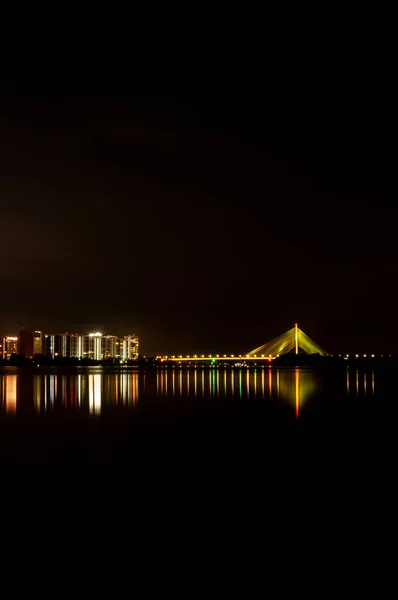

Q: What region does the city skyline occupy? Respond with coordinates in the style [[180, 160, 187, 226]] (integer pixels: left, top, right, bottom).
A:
[[0, 320, 396, 360], [1, 328, 139, 360]]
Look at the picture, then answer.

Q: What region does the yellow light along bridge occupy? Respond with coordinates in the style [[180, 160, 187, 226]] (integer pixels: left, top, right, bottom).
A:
[[158, 324, 327, 362]]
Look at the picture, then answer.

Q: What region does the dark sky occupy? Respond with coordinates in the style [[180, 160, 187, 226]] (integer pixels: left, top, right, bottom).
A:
[[0, 57, 397, 355]]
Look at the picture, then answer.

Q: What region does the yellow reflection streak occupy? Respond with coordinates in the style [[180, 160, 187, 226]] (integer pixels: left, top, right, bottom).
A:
[[246, 370, 250, 397], [165, 370, 168, 395], [277, 369, 280, 399], [364, 372, 367, 395], [179, 370, 183, 396], [254, 371, 257, 396], [356, 370, 359, 395], [231, 369, 234, 397], [114, 375, 119, 405], [5, 376, 17, 414], [372, 371, 375, 395], [295, 369, 299, 420], [262, 369, 265, 397], [268, 368, 272, 399], [34, 377, 41, 414], [89, 374, 101, 415], [62, 375, 66, 406], [277, 369, 318, 416], [202, 370, 205, 397], [120, 373, 128, 405], [156, 371, 160, 396], [132, 373, 138, 406], [217, 371, 219, 397], [194, 370, 197, 397], [187, 370, 190, 395], [78, 374, 82, 407], [48, 375, 56, 407], [346, 369, 350, 394], [172, 370, 175, 396]]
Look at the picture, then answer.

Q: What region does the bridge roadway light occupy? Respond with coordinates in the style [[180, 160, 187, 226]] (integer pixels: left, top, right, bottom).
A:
[[208, 355, 212, 358], [223, 355, 227, 358], [201, 355, 204, 358], [363, 354, 367, 358], [216, 354, 219, 358], [371, 354, 375, 358], [194, 355, 197, 358]]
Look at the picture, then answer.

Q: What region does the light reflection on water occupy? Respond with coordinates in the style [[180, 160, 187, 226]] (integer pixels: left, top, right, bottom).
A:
[[1, 375, 17, 414], [0, 367, 376, 418]]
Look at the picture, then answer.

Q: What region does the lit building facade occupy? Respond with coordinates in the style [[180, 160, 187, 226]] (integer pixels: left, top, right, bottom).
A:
[[33, 331, 43, 355], [115, 338, 123, 358], [123, 335, 139, 360], [102, 335, 119, 359], [54, 333, 71, 357], [43, 334, 55, 358], [82, 333, 102, 360], [1, 337, 19, 359], [1, 328, 140, 361], [70, 335, 83, 358]]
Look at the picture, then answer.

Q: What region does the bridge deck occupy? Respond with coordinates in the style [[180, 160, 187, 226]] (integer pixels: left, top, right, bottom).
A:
[[158, 356, 274, 362]]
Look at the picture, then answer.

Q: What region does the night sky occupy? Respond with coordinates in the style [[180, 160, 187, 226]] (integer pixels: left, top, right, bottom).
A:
[[1, 59, 397, 355]]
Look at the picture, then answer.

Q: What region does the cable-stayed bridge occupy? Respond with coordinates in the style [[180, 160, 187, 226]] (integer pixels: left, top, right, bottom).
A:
[[158, 324, 327, 362]]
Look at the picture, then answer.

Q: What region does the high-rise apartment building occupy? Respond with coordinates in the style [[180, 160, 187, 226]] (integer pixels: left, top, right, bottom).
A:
[[82, 333, 102, 360], [54, 333, 71, 357], [33, 330, 43, 355], [1, 337, 19, 359], [115, 338, 123, 358], [70, 334, 83, 358], [102, 335, 119, 359], [19, 328, 34, 357], [43, 334, 55, 358], [122, 335, 139, 360]]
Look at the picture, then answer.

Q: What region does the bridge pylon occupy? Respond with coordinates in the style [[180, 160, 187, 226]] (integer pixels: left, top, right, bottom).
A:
[[246, 324, 327, 359]]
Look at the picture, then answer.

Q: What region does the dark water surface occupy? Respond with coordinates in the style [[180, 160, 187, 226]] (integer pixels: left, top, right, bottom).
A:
[[1, 365, 396, 465], [1, 365, 396, 559]]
